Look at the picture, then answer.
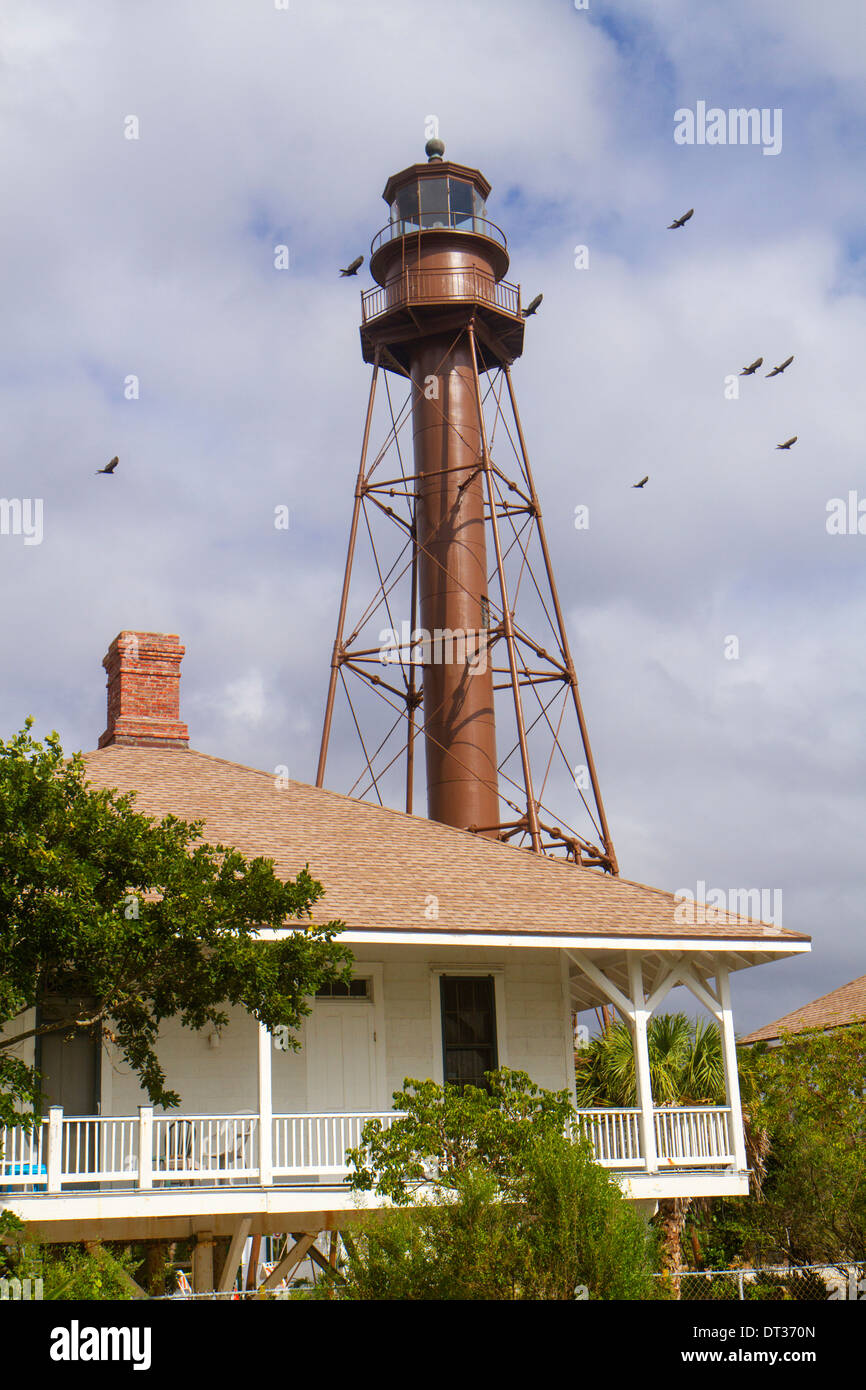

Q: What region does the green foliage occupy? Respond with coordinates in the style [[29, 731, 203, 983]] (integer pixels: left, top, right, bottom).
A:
[[0, 1207, 24, 1240], [0, 721, 351, 1114], [344, 1070, 660, 1300], [348, 1069, 575, 1204], [683, 1025, 866, 1269], [740, 1026, 866, 1263], [0, 1223, 140, 1300], [40, 1244, 141, 1300], [575, 1012, 729, 1107]]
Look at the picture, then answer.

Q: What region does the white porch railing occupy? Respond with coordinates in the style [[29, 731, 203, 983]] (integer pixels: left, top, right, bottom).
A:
[[574, 1108, 644, 1168], [654, 1106, 734, 1166], [272, 1112, 400, 1178], [576, 1106, 735, 1169], [1, 1104, 737, 1194]]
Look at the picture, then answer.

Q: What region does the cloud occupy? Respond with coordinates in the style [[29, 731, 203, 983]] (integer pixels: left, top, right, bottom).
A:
[[0, 0, 863, 1029]]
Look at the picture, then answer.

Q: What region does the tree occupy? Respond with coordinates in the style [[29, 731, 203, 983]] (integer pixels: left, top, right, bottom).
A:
[[574, 1012, 726, 1108], [735, 1025, 866, 1265], [0, 722, 351, 1120], [574, 1013, 766, 1276], [344, 1070, 660, 1300]]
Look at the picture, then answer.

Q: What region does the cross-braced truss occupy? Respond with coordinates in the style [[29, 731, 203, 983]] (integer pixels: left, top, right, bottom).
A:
[[316, 330, 618, 874]]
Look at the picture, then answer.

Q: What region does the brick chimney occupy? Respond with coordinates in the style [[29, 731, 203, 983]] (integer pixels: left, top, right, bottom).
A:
[[98, 631, 189, 749]]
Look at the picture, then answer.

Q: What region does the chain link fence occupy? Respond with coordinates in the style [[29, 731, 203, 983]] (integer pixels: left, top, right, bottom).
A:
[[656, 1263, 866, 1301]]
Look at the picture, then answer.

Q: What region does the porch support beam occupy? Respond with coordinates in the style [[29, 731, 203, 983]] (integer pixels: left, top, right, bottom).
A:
[[628, 956, 658, 1175], [644, 957, 723, 1023], [259, 1233, 315, 1292], [565, 951, 635, 1023], [258, 1022, 273, 1187], [717, 965, 748, 1172], [217, 1216, 252, 1294], [676, 963, 723, 1023], [192, 1232, 215, 1293]]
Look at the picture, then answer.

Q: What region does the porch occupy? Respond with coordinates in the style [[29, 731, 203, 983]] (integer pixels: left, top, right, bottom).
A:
[[1, 1101, 739, 1196]]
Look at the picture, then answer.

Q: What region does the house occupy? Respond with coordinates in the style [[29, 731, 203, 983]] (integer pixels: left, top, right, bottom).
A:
[[1, 631, 811, 1291], [742, 973, 866, 1044]]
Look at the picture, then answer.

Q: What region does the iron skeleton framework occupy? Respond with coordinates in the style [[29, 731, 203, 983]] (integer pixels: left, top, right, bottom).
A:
[[316, 146, 616, 873], [316, 324, 618, 875]]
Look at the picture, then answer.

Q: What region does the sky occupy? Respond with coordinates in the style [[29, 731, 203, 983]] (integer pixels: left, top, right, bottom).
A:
[[1, 0, 864, 1032]]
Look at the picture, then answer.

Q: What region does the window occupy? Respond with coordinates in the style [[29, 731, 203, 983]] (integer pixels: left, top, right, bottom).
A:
[[449, 178, 474, 228], [440, 976, 498, 1089], [388, 179, 488, 237], [316, 978, 371, 999], [419, 177, 449, 228], [392, 183, 420, 233]]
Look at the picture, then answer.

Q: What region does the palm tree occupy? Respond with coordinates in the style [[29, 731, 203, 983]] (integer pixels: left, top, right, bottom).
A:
[[574, 1013, 767, 1277]]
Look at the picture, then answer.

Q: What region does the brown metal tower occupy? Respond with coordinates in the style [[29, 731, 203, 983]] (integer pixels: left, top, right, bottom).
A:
[[316, 140, 618, 873]]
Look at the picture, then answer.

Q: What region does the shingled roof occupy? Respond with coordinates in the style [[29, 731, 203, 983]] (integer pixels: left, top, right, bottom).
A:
[[742, 974, 866, 1043], [80, 745, 809, 957]]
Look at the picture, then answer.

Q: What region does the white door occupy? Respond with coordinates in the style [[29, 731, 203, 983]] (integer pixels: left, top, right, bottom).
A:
[[307, 1003, 376, 1111]]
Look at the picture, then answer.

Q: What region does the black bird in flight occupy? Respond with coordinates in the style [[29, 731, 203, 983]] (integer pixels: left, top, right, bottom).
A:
[[776, 436, 798, 450], [766, 355, 794, 377], [96, 456, 119, 474], [633, 475, 649, 488], [522, 293, 543, 317], [668, 208, 694, 229], [339, 256, 363, 277], [740, 357, 763, 375]]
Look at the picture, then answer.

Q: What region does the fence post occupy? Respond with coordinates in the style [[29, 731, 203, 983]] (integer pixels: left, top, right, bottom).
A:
[[737, 1269, 744, 1301], [138, 1107, 153, 1190], [46, 1107, 63, 1193]]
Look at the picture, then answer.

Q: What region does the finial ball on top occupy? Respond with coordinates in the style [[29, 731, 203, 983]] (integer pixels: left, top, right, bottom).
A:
[[425, 138, 445, 161]]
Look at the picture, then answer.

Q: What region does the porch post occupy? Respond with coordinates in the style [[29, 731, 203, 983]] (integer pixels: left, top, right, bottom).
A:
[[46, 1106, 63, 1193], [627, 956, 658, 1174], [138, 1106, 153, 1190], [258, 1022, 273, 1187], [717, 965, 747, 1171]]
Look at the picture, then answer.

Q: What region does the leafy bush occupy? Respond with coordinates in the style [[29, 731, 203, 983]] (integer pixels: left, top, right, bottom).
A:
[[343, 1070, 661, 1300]]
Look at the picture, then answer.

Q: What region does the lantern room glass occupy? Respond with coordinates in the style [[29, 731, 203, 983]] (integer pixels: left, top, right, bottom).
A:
[[389, 177, 489, 235]]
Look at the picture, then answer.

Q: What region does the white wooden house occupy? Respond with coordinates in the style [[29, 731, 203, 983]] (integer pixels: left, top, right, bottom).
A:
[[1, 632, 810, 1290]]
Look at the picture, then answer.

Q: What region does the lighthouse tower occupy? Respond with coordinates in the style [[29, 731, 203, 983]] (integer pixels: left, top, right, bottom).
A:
[[317, 141, 617, 873]]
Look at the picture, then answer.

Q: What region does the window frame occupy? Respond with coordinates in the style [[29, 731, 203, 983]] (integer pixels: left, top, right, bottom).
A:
[[428, 966, 508, 1087]]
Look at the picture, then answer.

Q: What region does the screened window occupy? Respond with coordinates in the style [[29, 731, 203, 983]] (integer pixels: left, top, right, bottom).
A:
[[440, 976, 498, 1089]]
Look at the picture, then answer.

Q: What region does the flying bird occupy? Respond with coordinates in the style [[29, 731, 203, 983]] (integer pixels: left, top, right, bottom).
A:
[[776, 436, 798, 450], [667, 208, 694, 229], [632, 476, 649, 489], [766, 355, 794, 377], [522, 293, 543, 317], [739, 357, 763, 376], [96, 456, 119, 474], [339, 256, 363, 277]]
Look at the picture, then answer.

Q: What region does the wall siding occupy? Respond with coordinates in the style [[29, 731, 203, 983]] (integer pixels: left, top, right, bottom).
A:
[[103, 945, 571, 1114]]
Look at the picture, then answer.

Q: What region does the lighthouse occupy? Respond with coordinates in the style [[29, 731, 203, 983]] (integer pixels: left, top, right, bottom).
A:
[[317, 141, 617, 873]]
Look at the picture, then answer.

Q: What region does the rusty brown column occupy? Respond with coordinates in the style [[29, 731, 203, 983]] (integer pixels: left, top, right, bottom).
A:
[[410, 332, 499, 832]]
